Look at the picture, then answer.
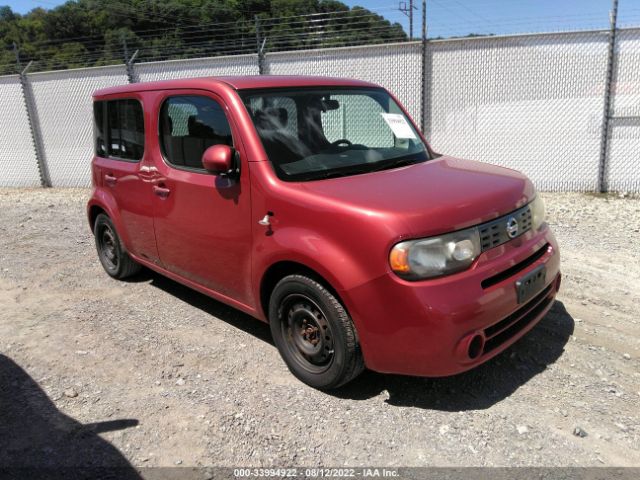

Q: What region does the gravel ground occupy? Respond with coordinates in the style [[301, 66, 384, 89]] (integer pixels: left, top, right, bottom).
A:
[[0, 188, 639, 468]]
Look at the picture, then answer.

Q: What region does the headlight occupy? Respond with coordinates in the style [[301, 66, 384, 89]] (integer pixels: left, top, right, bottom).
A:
[[530, 195, 546, 230], [389, 227, 481, 280]]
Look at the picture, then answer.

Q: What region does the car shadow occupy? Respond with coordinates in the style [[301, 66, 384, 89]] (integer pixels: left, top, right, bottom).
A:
[[143, 270, 274, 345], [138, 269, 573, 411], [334, 300, 575, 410], [0, 354, 142, 477]]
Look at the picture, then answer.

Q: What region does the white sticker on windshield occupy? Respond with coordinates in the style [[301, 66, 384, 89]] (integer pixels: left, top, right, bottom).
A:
[[380, 113, 417, 139]]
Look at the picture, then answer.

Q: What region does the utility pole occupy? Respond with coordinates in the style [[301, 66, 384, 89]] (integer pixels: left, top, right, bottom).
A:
[[398, 0, 418, 40], [410, 0, 414, 41], [598, 0, 619, 193]]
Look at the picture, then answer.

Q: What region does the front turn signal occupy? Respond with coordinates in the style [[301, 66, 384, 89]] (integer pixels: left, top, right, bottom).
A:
[[389, 245, 411, 273]]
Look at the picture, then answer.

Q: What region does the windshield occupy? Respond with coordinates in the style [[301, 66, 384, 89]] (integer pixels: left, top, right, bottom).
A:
[[240, 87, 429, 181]]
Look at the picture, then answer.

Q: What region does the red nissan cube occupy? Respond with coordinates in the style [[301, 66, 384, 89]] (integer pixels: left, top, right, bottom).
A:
[[88, 76, 561, 389]]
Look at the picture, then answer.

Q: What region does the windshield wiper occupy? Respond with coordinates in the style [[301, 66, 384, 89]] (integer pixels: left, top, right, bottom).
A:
[[370, 156, 421, 173], [310, 167, 373, 180], [291, 154, 426, 181], [294, 165, 374, 181]]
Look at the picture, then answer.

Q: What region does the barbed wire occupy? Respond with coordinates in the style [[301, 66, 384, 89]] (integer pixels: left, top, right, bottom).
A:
[[2, 3, 640, 76], [11, 8, 399, 52]]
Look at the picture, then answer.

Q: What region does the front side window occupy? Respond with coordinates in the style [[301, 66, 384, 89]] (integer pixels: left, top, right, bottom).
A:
[[160, 95, 233, 170], [240, 88, 428, 181]]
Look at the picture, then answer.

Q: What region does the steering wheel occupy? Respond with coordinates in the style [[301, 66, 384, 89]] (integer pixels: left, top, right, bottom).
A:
[[330, 139, 353, 148]]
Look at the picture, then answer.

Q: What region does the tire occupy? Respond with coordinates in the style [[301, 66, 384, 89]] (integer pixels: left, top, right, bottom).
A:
[[94, 213, 141, 279], [269, 274, 365, 390]]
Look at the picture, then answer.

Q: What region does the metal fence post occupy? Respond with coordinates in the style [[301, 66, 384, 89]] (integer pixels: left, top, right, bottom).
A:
[[255, 15, 266, 74], [123, 35, 139, 83], [19, 61, 51, 188], [126, 50, 139, 84], [420, 0, 428, 134], [598, 0, 619, 193]]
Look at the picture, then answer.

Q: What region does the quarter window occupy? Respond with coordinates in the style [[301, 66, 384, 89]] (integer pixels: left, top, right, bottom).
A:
[[160, 95, 233, 170], [93, 99, 145, 161], [94, 101, 106, 157]]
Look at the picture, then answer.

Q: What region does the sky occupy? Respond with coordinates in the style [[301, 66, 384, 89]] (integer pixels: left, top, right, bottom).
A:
[[3, 0, 639, 38]]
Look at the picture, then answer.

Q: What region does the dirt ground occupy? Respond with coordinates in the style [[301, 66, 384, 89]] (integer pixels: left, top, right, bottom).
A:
[[0, 188, 638, 469]]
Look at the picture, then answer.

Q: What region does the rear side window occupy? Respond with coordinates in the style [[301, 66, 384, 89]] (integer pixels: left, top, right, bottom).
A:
[[94, 101, 106, 157], [93, 99, 145, 161], [160, 95, 233, 170]]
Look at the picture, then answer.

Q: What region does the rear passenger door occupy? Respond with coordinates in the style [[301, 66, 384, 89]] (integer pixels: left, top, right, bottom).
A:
[[150, 91, 253, 306], [93, 97, 159, 263]]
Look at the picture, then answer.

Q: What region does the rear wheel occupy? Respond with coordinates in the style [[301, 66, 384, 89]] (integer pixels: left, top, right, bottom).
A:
[[94, 213, 140, 279], [269, 274, 364, 389]]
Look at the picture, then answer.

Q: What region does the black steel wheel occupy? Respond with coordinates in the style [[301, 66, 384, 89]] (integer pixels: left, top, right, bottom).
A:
[[280, 294, 335, 374], [269, 274, 364, 389], [94, 213, 141, 279]]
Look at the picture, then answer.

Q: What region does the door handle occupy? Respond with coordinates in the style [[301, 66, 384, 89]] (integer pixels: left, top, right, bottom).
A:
[[153, 185, 171, 198], [104, 174, 117, 186]]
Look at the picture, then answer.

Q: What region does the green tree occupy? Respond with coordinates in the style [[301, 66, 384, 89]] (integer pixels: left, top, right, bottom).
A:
[[0, 0, 407, 72]]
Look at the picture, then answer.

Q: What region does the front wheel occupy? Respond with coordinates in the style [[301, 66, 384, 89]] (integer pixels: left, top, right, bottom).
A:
[[94, 213, 141, 279], [269, 274, 364, 389]]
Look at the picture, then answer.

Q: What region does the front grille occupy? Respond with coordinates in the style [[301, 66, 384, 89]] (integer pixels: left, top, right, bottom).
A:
[[479, 204, 532, 252], [481, 243, 550, 289], [482, 283, 554, 354]]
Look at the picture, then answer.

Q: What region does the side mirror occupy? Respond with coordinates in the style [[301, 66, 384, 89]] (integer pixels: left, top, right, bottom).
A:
[[202, 144, 234, 175]]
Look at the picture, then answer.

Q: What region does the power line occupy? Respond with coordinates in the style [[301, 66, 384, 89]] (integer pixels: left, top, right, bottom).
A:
[[447, 0, 492, 24]]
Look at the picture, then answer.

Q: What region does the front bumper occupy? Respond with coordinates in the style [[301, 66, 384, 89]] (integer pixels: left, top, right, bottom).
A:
[[343, 225, 561, 377]]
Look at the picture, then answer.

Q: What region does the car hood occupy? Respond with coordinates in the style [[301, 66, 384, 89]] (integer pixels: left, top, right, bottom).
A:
[[298, 155, 535, 238]]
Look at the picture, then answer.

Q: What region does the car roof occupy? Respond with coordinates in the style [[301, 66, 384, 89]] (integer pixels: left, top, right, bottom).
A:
[[93, 75, 380, 97]]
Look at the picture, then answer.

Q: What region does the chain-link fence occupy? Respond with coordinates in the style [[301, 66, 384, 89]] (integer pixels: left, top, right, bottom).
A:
[[27, 65, 130, 187], [606, 28, 640, 192], [135, 54, 259, 83], [265, 42, 423, 122], [0, 75, 41, 187], [425, 30, 610, 191], [0, 28, 638, 191]]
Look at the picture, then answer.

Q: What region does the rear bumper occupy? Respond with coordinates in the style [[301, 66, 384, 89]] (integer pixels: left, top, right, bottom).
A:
[[343, 225, 561, 377]]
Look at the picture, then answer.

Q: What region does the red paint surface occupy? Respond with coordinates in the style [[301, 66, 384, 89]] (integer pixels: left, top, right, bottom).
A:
[[88, 76, 560, 377]]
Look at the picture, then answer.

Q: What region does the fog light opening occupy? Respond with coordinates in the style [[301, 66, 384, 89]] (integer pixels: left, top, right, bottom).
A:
[[468, 334, 484, 360]]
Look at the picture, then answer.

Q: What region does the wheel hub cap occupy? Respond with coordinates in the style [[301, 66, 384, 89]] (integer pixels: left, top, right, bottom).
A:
[[282, 296, 334, 371]]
